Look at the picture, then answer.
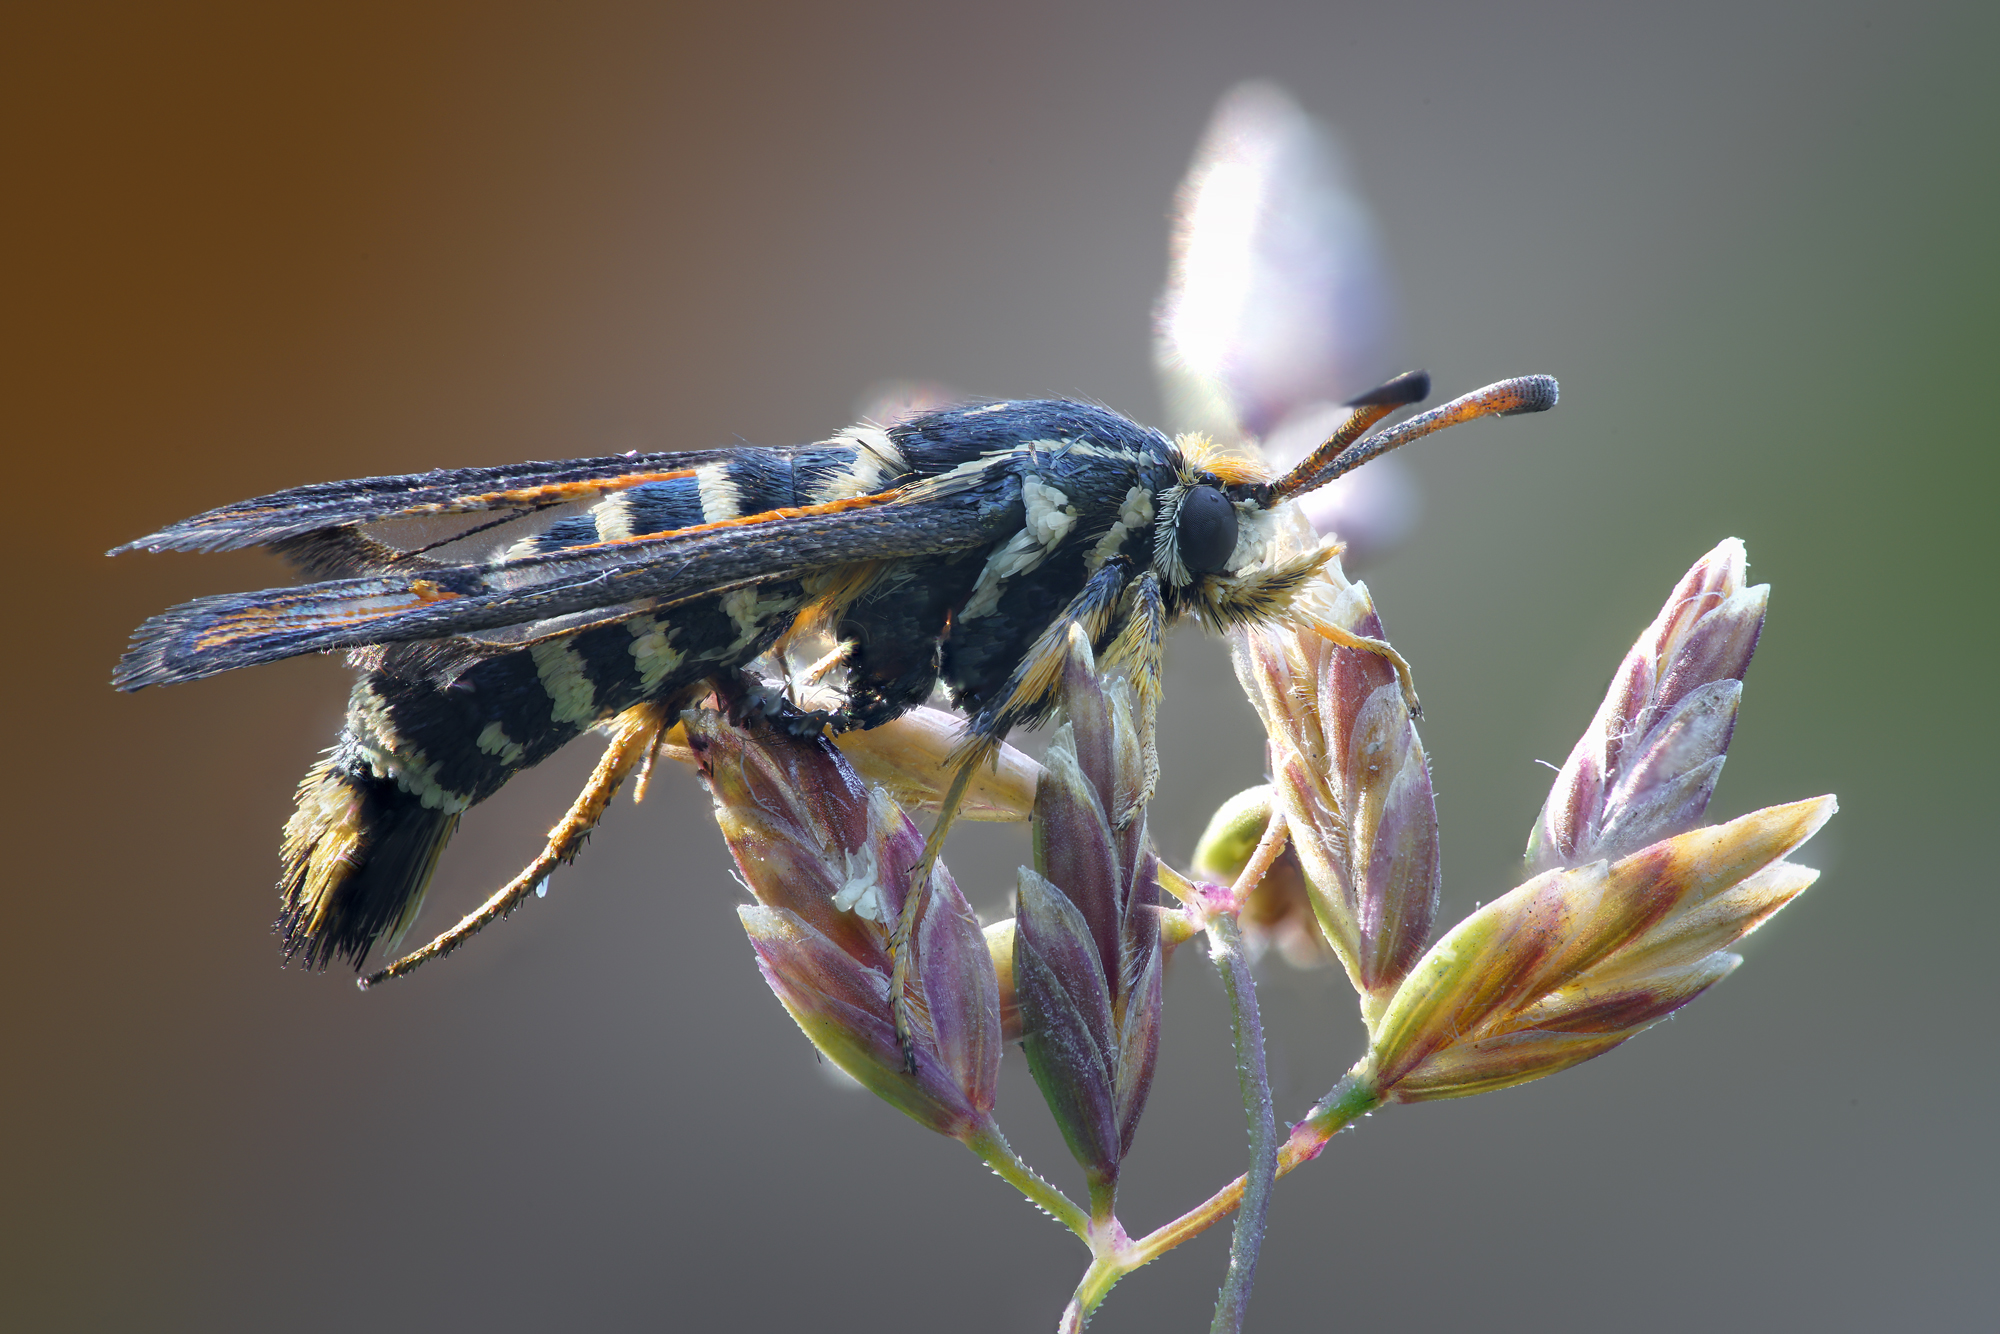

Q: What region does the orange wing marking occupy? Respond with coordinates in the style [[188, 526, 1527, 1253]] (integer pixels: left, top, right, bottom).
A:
[[409, 469, 701, 514], [552, 488, 906, 554], [191, 592, 451, 649]]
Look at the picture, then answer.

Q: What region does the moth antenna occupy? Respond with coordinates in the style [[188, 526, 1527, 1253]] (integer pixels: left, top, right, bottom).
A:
[[1267, 370, 1430, 500], [1271, 374, 1559, 503]]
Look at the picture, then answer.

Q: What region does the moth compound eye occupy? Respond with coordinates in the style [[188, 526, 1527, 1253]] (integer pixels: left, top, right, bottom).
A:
[[1177, 485, 1238, 574]]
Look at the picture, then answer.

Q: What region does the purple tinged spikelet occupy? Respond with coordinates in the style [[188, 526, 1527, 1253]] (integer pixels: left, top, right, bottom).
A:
[[1361, 543, 1828, 1101], [741, 907, 993, 1136], [1372, 798, 1833, 1101], [1013, 631, 1164, 1187], [1527, 538, 1769, 874], [689, 711, 999, 1138], [1232, 560, 1439, 1012], [918, 878, 1003, 1121], [1112, 942, 1162, 1160], [1015, 866, 1122, 1182], [1033, 737, 1122, 989]]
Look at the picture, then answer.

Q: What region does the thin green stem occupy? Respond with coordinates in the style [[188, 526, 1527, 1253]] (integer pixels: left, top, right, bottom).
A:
[[1087, 1177, 1120, 1230], [965, 1122, 1091, 1240], [1294, 1067, 1382, 1145], [1206, 911, 1276, 1334], [1064, 1256, 1121, 1330], [1065, 1069, 1381, 1320]]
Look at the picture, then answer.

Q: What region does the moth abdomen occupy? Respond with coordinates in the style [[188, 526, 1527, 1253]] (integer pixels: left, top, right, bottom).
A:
[[284, 578, 804, 969], [278, 757, 459, 971]]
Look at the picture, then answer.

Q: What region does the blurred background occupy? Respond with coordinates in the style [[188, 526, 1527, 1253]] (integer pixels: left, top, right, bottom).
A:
[[7, 2, 1994, 1329]]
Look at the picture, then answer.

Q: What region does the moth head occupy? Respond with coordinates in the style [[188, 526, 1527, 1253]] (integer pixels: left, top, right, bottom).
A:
[[1166, 481, 1240, 576], [1152, 460, 1267, 588]]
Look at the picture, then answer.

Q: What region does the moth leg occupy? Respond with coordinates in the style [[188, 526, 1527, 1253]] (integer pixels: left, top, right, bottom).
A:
[[887, 562, 1131, 1068], [360, 700, 671, 988], [767, 641, 855, 740], [629, 717, 678, 805], [1206, 547, 1420, 713], [1298, 612, 1423, 719], [1099, 570, 1165, 827], [799, 639, 851, 688], [880, 745, 984, 1069]]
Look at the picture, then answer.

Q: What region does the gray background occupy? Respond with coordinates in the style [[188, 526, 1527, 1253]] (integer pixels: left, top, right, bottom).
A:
[[8, 1, 1994, 1329]]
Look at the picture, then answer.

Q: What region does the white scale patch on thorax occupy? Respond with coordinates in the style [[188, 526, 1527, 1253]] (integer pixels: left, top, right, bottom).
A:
[[960, 473, 1076, 621], [529, 639, 600, 726], [925, 450, 1017, 490], [924, 437, 1139, 493], [1085, 484, 1155, 573], [1021, 475, 1077, 545]]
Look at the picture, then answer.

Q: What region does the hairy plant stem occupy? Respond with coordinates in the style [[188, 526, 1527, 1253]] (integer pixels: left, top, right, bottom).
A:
[[1199, 811, 1290, 1332], [1206, 910, 1276, 1334], [1063, 823, 1326, 1331], [1062, 1070, 1382, 1327], [964, 1122, 1090, 1240]]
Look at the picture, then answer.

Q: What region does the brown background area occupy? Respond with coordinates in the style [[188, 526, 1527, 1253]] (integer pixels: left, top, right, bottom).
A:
[[6, 2, 1995, 1329]]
